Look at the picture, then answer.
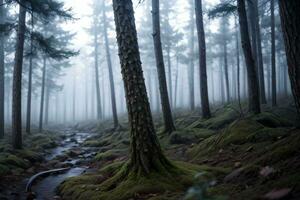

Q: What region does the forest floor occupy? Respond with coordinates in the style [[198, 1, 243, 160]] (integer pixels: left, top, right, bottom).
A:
[[0, 99, 300, 200]]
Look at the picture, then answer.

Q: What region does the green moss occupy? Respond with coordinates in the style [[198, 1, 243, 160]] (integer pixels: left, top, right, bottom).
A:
[[30, 133, 57, 149], [251, 112, 293, 128], [169, 129, 215, 145], [59, 161, 210, 200], [16, 149, 43, 163], [0, 154, 30, 169], [84, 140, 109, 147], [256, 132, 300, 164], [0, 164, 10, 176], [189, 106, 240, 130], [94, 149, 125, 162]]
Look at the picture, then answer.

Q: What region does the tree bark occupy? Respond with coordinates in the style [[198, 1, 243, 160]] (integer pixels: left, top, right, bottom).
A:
[[189, 0, 195, 110], [152, 0, 175, 133], [93, 17, 102, 120], [237, 0, 261, 114], [103, 5, 119, 128], [278, 0, 300, 115], [44, 86, 49, 125], [39, 57, 46, 132], [26, 16, 33, 134], [254, 0, 267, 104], [223, 19, 230, 102], [0, 0, 5, 139], [247, 0, 266, 104], [195, 0, 211, 118], [235, 16, 243, 114], [112, 0, 171, 174], [271, 0, 277, 107], [12, 1, 26, 149]]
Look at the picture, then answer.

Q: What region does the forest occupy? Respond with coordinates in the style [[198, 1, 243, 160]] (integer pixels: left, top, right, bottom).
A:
[[0, 0, 299, 199]]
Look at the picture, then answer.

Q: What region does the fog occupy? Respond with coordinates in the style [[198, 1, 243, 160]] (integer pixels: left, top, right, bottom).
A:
[[2, 0, 291, 127]]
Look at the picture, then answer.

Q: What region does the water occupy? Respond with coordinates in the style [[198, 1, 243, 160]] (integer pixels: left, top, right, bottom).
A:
[[32, 167, 86, 200], [26, 132, 96, 199]]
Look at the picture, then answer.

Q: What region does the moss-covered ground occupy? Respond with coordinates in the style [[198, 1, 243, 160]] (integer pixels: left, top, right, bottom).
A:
[[58, 100, 300, 200], [0, 129, 61, 177]]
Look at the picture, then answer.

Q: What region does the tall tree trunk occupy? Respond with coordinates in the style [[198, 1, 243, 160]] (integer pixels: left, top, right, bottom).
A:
[[93, 18, 102, 120], [152, 0, 175, 133], [72, 76, 75, 122], [278, 0, 300, 115], [103, 5, 119, 128], [12, 2, 26, 149], [174, 56, 179, 107], [220, 60, 225, 104], [254, 0, 267, 104], [0, 0, 5, 139], [211, 70, 215, 103], [271, 0, 277, 106], [195, 0, 211, 118], [189, 0, 195, 110], [44, 86, 49, 125], [223, 29, 230, 102], [63, 92, 66, 124], [248, 0, 266, 104], [26, 15, 33, 134], [235, 16, 243, 114], [112, 0, 171, 174], [237, 0, 261, 114], [167, 49, 173, 108], [39, 57, 46, 132]]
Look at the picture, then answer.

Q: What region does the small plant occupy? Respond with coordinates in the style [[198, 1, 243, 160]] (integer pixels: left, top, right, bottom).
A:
[[184, 172, 227, 200]]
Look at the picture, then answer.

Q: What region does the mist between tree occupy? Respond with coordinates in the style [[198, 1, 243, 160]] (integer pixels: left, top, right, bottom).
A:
[[1, 0, 293, 129]]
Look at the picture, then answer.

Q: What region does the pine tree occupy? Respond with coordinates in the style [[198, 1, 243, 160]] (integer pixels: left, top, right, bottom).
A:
[[237, 0, 261, 114], [152, 0, 175, 133], [195, 0, 211, 118], [112, 0, 171, 174]]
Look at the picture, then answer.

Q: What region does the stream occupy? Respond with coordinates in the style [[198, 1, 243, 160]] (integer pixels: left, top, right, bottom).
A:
[[11, 130, 97, 200]]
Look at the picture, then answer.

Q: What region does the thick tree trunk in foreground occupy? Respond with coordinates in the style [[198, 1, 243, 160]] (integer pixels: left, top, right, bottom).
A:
[[112, 0, 170, 174], [152, 0, 175, 133], [12, 2, 26, 149], [0, 0, 5, 139], [271, 0, 277, 107], [237, 0, 261, 114], [195, 0, 211, 118], [39, 57, 46, 132], [103, 6, 119, 128], [279, 0, 300, 115]]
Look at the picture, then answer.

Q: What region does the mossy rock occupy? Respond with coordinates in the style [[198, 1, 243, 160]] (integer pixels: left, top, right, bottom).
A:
[[188, 107, 239, 130], [187, 119, 287, 160], [169, 129, 215, 145], [0, 154, 30, 169], [251, 112, 293, 128], [30, 134, 57, 149], [94, 149, 126, 162], [256, 131, 300, 164], [83, 140, 110, 147], [16, 149, 43, 163]]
